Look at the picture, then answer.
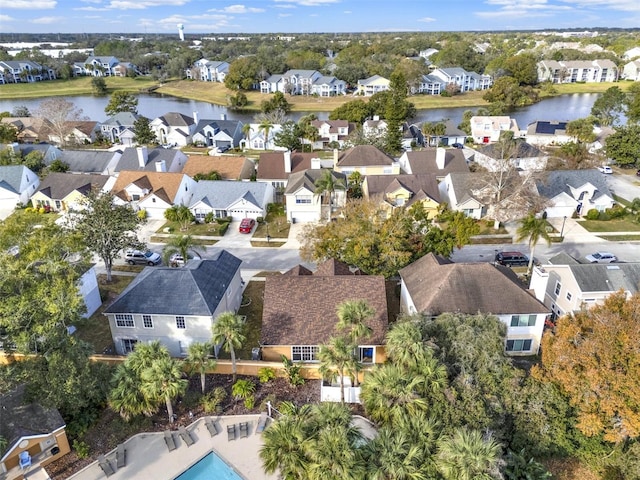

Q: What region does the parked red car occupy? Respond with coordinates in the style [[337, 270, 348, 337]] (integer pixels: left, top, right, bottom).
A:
[[239, 218, 255, 234]]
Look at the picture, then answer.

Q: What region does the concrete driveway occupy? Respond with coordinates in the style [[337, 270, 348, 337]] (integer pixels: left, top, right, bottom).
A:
[[606, 170, 640, 202]]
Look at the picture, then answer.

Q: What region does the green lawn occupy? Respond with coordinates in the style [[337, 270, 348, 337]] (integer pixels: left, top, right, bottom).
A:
[[235, 281, 266, 360], [156, 220, 229, 236], [254, 213, 290, 239], [0, 76, 159, 100], [578, 216, 640, 232], [74, 274, 135, 354]]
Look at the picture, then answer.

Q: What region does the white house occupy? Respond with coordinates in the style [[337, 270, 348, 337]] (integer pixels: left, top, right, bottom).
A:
[[400, 253, 550, 355], [470, 116, 520, 144], [0, 165, 39, 212], [150, 112, 196, 147], [104, 253, 243, 357], [537, 59, 618, 83], [260, 70, 323, 95], [189, 180, 274, 221], [101, 112, 139, 145], [438, 172, 487, 219], [537, 169, 615, 218], [530, 253, 640, 318], [185, 59, 229, 82], [284, 168, 347, 223], [309, 120, 352, 149], [472, 141, 548, 171], [622, 60, 640, 81], [0, 60, 55, 84], [310, 76, 347, 96], [430, 67, 492, 92], [242, 123, 283, 151], [526, 121, 572, 146]]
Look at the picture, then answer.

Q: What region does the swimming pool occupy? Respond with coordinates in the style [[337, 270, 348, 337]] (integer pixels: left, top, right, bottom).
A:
[[174, 451, 243, 480]]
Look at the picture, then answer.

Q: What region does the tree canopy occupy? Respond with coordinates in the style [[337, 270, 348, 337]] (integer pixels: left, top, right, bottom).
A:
[[605, 124, 640, 167], [105, 91, 139, 116]]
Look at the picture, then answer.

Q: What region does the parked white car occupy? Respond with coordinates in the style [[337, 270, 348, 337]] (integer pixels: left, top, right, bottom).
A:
[[598, 165, 612, 174], [585, 251, 618, 263], [169, 253, 202, 266]]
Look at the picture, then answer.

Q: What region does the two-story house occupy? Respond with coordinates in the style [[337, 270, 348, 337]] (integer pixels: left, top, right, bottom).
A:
[[400, 253, 550, 355], [0, 60, 55, 83], [186, 59, 229, 82], [150, 112, 196, 147], [192, 116, 244, 150], [537, 59, 618, 83], [431, 67, 492, 92], [334, 145, 400, 176], [101, 112, 140, 146], [414, 74, 444, 95], [284, 167, 346, 223], [398, 147, 469, 180], [76, 56, 119, 76], [105, 253, 243, 357], [356, 75, 390, 96], [470, 116, 520, 144], [260, 70, 323, 95], [0, 165, 40, 213], [362, 174, 441, 218], [310, 76, 347, 97], [309, 120, 353, 149]]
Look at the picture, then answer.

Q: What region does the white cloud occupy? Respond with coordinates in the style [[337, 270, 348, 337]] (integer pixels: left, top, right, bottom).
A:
[[75, 6, 108, 10], [31, 16, 63, 24], [343, 10, 351, 13], [273, 0, 339, 6], [278, 13, 293, 17], [558, 0, 640, 12], [210, 4, 265, 14], [106, 0, 188, 9], [0, 14, 14, 22], [477, 0, 570, 18], [418, 17, 435, 23], [0, 0, 56, 8]]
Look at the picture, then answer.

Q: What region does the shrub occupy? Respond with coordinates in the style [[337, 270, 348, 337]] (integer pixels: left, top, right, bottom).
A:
[[137, 209, 147, 220], [204, 212, 214, 224], [256, 216, 264, 224], [586, 209, 600, 220], [244, 396, 255, 409], [258, 367, 276, 384], [202, 387, 227, 413], [232, 379, 255, 401], [605, 204, 627, 219], [281, 355, 305, 386], [72, 440, 90, 459]]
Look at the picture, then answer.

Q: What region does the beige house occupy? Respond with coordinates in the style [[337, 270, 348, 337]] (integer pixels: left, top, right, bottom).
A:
[[363, 174, 440, 218], [334, 145, 400, 176], [0, 385, 71, 479], [32, 173, 111, 212], [356, 75, 390, 96]]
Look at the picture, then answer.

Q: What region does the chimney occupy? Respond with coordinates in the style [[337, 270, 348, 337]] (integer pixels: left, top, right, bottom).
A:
[[333, 148, 339, 168], [192, 111, 199, 124], [311, 157, 321, 170], [373, 115, 380, 121], [155, 160, 166, 172], [220, 113, 227, 121], [284, 151, 292, 173], [136, 146, 148, 168], [436, 147, 446, 170]]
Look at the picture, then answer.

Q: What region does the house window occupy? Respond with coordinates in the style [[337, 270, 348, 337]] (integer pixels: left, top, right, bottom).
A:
[[510, 315, 537, 327], [358, 346, 375, 364], [291, 346, 319, 362], [115, 314, 134, 328], [122, 339, 137, 353], [506, 339, 533, 352], [296, 196, 312, 204], [566, 292, 572, 301], [462, 209, 475, 217], [176, 316, 186, 329], [179, 341, 188, 356], [132, 194, 140, 201], [143, 315, 153, 329], [554, 281, 561, 295]]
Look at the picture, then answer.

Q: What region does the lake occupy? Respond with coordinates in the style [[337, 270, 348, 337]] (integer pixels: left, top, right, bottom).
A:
[[0, 92, 602, 128]]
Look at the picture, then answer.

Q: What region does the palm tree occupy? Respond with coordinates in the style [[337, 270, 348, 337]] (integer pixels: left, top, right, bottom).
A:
[[318, 336, 355, 404], [314, 169, 346, 221], [140, 356, 188, 423], [260, 413, 312, 479], [211, 312, 246, 382], [241, 122, 252, 149], [337, 300, 374, 343], [164, 204, 195, 232], [126, 340, 168, 375], [366, 428, 428, 480], [108, 363, 157, 420], [307, 423, 367, 480], [185, 342, 216, 394], [514, 213, 552, 275], [162, 235, 205, 267], [258, 119, 273, 150], [385, 320, 427, 371], [436, 428, 503, 480]]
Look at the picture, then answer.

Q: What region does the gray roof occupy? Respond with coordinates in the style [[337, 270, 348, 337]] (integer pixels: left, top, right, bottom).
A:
[[567, 263, 640, 293], [400, 253, 549, 316], [476, 140, 544, 159], [536, 169, 613, 201], [404, 149, 469, 176], [57, 150, 118, 174], [156, 112, 194, 127], [193, 119, 242, 137], [115, 147, 183, 172], [105, 252, 242, 316], [0, 165, 31, 193], [548, 252, 580, 265], [0, 385, 66, 459], [190, 180, 269, 209], [102, 112, 139, 127], [284, 169, 346, 195], [37, 173, 109, 200]]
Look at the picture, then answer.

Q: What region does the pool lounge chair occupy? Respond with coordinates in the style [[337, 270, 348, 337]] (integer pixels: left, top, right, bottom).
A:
[[98, 455, 115, 477], [256, 413, 269, 433], [116, 444, 126, 469], [164, 430, 177, 452], [227, 424, 237, 441], [206, 418, 219, 437], [239, 421, 249, 438], [179, 426, 195, 447]]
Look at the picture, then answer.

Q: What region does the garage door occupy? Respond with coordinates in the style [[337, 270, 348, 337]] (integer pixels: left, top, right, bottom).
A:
[[545, 206, 575, 218], [291, 211, 320, 223]]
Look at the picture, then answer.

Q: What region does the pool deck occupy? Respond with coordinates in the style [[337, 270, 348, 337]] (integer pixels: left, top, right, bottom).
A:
[[67, 415, 278, 480]]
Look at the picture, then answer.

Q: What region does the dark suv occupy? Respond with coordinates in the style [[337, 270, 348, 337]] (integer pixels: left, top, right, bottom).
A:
[[495, 251, 529, 267]]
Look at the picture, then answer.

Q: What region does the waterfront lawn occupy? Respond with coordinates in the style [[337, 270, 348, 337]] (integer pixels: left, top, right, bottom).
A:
[[0, 76, 159, 100]]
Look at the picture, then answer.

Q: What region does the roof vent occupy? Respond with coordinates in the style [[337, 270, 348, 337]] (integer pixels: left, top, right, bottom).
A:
[[606, 265, 620, 270]]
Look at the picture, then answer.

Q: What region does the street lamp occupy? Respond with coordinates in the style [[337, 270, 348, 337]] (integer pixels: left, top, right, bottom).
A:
[[560, 216, 567, 240], [266, 222, 271, 243]]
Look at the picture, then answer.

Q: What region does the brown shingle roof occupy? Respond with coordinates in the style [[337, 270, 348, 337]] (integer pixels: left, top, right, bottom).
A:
[[399, 253, 549, 316], [256, 151, 314, 180], [314, 258, 362, 276], [182, 155, 254, 180], [404, 149, 469, 176], [37, 172, 109, 200], [364, 174, 441, 205], [261, 275, 388, 346], [337, 145, 395, 167], [110, 171, 186, 204]]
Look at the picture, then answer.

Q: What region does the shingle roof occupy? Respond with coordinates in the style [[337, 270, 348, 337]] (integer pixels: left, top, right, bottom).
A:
[[0, 385, 65, 458], [364, 174, 440, 205], [337, 145, 395, 167], [476, 140, 543, 159], [403, 149, 469, 175], [101, 112, 139, 127], [256, 151, 315, 180], [284, 169, 346, 195], [400, 253, 549, 316], [37, 173, 109, 200], [57, 150, 118, 174], [261, 261, 388, 346], [156, 112, 194, 127], [0, 165, 30, 193], [536, 169, 613, 201], [115, 147, 184, 172], [110, 171, 186, 204], [189, 180, 268, 209], [567, 263, 640, 293], [105, 253, 242, 316], [182, 155, 254, 180]]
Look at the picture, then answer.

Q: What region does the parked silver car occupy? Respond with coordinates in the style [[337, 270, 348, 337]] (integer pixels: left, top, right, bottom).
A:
[[124, 249, 162, 266], [585, 251, 618, 263]]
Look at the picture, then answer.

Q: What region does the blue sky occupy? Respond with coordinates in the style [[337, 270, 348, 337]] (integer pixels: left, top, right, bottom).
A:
[[0, 0, 639, 34]]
